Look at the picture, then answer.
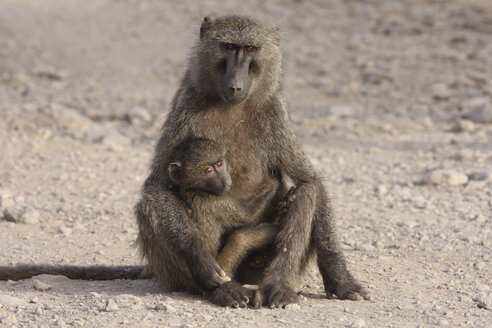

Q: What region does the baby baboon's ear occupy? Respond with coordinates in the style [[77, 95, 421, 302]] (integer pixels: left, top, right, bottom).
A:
[[200, 16, 215, 39], [168, 162, 182, 185]]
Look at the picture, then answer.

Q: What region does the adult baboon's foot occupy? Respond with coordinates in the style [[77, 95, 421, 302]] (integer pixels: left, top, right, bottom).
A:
[[318, 254, 370, 301], [206, 282, 253, 308], [325, 279, 370, 301], [261, 282, 299, 308]]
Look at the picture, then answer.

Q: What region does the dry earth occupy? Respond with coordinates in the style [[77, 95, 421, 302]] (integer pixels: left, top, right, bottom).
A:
[[1, 0, 491, 327]]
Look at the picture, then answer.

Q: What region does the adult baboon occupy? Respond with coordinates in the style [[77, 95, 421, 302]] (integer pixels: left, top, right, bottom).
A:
[[135, 15, 367, 308]]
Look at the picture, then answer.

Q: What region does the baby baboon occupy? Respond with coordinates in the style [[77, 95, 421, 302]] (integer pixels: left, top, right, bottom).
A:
[[136, 15, 367, 308], [168, 137, 280, 283]]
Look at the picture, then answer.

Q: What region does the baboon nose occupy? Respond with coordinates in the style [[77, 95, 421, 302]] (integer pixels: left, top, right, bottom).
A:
[[229, 86, 242, 93]]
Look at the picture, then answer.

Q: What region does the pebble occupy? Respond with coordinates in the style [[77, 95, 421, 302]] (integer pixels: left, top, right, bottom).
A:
[[284, 303, 301, 310], [450, 119, 475, 133], [0, 295, 26, 307], [350, 319, 366, 328], [127, 107, 152, 125], [0, 314, 17, 324], [467, 171, 491, 181], [34, 279, 52, 291], [35, 66, 66, 80], [355, 243, 376, 251], [438, 319, 449, 326], [463, 103, 492, 124], [105, 299, 119, 312], [100, 130, 131, 152], [419, 169, 468, 186], [21, 208, 40, 224], [2, 205, 40, 224], [155, 302, 176, 313], [50, 103, 93, 133], [472, 293, 491, 309], [58, 226, 73, 235], [432, 83, 451, 100]]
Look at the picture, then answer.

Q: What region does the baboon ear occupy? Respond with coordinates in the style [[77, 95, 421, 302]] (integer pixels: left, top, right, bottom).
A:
[[168, 162, 182, 185], [200, 16, 215, 39]]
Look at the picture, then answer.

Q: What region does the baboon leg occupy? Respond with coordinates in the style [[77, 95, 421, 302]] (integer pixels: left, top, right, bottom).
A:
[[216, 223, 277, 278], [312, 183, 368, 301], [261, 182, 318, 308], [136, 192, 252, 307]]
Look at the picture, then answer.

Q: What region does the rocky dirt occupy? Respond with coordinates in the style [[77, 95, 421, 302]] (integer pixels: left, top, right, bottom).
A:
[[1, 0, 491, 327]]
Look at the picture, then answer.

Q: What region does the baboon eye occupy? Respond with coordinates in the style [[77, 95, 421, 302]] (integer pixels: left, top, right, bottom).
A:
[[225, 43, 236, 50], [203, 166, 214, 174], [215, 160, 223, 168], [246, 45, 255, 52]]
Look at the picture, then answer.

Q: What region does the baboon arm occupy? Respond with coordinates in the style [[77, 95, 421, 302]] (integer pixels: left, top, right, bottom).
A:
[[216, 223, 277, 277], [270, 98, 317, 184]]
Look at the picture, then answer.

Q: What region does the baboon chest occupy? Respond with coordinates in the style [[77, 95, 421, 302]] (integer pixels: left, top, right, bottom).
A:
[[193, 108, 278, 219]]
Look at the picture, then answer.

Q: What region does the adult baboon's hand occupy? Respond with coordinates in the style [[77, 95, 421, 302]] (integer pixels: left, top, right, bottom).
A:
[[207, 282, 253, 308], [185, 237, 229, 290]]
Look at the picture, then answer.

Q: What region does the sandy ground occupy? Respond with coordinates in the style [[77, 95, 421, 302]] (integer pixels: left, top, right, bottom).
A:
[[1, 0, 491, 327]]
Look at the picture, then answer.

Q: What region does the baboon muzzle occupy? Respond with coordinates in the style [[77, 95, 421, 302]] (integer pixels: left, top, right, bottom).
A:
[[222, 49, 253, 104]]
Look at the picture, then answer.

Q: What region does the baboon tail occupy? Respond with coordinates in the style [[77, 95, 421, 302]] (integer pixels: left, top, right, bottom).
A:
[[0, 264, 153, 281]]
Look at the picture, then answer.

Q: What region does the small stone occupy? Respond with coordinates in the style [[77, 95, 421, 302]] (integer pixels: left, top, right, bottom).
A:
[[57, 318, 67, 327], [105, 299, 119, 312], [463, 103, 492, 124], [473, 293, 491, 309], [89, 292, 102, 298], [355, 243, 376, 251], [20, 209, 40, 224], [0, 294, 26, 307], [439, 319, 449, 326], [467, 171, 491, 181], [432, 83, 451, 100], [35, 66, 66, 80], [58, 226, 72, 235], [155, 302, 176, 313], [451, 119, 475, 132], [100, 130, 131, 152], [30, 297, 39, 303], [420, 169, 468, 186], [0, 314, 17, 324], [50, 103, 93, 133], [34, 279, 52, 291], [350, 319, 366, 328], [3, 205, 25, 222], [127, 107, 152, 125], [35, 306, 43, 315], [375, 184, 388, 195], [284, 303, 301, 310]]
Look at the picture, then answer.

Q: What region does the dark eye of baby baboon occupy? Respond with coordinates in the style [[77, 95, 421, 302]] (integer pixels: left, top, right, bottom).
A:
[[224, 43, 236, 50]]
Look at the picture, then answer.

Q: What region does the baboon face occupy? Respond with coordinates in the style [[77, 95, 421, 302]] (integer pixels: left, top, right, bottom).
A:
[[220, 43, 257, 104], [197, 16, 282, 106], [169, 139, 232, 196]]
